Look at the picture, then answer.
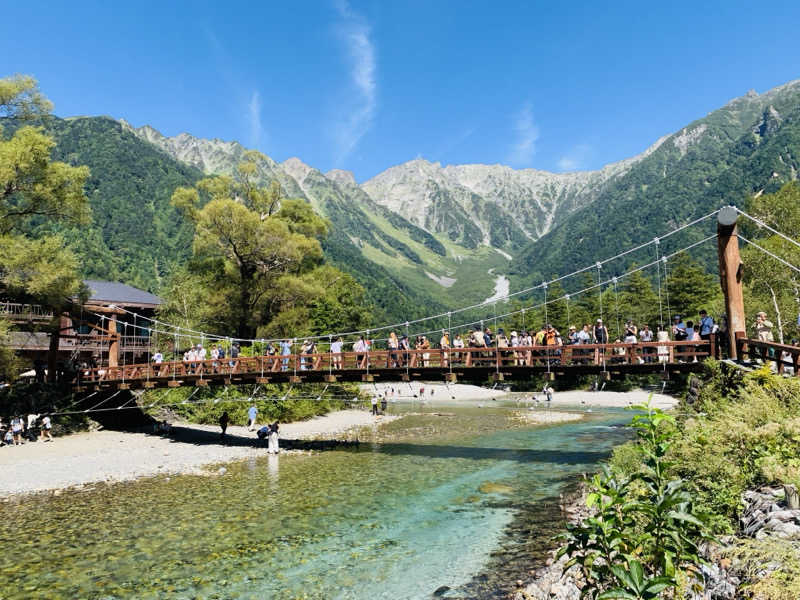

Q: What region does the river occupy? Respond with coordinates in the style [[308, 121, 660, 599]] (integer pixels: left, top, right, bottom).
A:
[[0, 400, 632, 599]]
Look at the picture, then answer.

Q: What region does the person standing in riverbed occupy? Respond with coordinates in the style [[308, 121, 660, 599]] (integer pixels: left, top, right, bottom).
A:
[[268, 422, 280, 454], [371, 395, 379, 416], [247, 404, 258, 431], [219, 411, 230, 440]]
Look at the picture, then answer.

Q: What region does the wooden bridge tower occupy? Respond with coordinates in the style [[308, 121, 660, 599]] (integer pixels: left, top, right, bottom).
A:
[[717, 206, 746, 359]]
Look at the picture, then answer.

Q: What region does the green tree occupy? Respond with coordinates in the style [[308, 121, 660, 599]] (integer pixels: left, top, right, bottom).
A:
[[573, 271, 602, 324], [0, 75, 90, 236], [0, 75, 90, 304], [742, 182, 800, 342], [544, 280, 569, 333], [0, 317, 17, 382], [665, 253, 715, 321], [0, 74, 91, 379], [619, 268, 662, 329], [167, 155, 370, 340]]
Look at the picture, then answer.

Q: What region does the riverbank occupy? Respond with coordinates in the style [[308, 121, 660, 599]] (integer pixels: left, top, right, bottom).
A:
[[365, 383, 678, 409], [364, 381, 507, 401], [0, 409, 397, 498], [534, 388, 678, 409]]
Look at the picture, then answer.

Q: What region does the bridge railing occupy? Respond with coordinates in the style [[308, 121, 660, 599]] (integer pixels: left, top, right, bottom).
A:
[[736, 338, 800, 376], [0, 302, 54, 322], [76, 339, 713, 384]]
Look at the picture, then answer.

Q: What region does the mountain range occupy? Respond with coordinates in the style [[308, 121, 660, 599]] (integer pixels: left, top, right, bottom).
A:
[[14, 77, 800, 323]]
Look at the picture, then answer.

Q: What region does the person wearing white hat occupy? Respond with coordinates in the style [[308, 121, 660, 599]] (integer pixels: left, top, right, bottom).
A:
[[593, 319, 608, 344], [754, 311, 774, 343]]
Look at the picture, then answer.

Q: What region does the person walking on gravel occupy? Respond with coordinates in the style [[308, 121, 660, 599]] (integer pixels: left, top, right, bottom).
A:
[[40, 415, 53, 442], [219, 411, 230, 440]]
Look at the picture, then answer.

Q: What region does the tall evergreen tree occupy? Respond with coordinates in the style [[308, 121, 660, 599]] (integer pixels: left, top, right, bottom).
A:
[[619, 267, 661, 329], [665, 253, 715, 321]]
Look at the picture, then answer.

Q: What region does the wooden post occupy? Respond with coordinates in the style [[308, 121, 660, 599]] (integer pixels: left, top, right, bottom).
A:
[[108, 314, 119, 368], [46, 313, 63, 383], [717, 206, 746, 360]]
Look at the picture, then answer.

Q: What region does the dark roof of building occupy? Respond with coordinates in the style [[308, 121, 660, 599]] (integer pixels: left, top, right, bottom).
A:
[[83, 280, 163, 307]]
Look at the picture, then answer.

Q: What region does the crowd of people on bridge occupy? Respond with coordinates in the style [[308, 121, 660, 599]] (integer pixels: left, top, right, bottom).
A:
[[141, 309, 727, 372], [129, 306, 800, 376], [305, 309, 723, 368]]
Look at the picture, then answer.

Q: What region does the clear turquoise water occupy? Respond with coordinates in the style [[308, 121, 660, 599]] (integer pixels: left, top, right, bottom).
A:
[[0, 402, 631, 599]]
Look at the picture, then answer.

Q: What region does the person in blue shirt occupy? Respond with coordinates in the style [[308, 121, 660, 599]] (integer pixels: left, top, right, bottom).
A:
[[247, 404, 258, 431], [280, 340, 292, 371], [671, 315, 687, 341], [698, 309, 714, 341]]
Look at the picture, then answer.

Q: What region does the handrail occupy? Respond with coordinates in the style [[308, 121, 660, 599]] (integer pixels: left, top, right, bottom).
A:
[[0, 301, 54, 321], [737, 338, 800, 376], [77, 340, 713, 384]]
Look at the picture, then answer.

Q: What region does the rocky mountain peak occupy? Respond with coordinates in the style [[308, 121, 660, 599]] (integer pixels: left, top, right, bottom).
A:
[[326, 169, 357, 187], [281, 157, 316, 183]]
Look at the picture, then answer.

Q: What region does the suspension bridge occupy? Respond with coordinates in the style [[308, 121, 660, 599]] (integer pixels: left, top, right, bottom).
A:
[[6, 206, 800, 397]]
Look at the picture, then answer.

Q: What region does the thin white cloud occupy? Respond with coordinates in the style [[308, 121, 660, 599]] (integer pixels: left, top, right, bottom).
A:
[[507, 102, 539, 166], [247, 90, 263, 148], [331, 0, 377, 164], [205, 28, 268, 150], [557, 143, 592, 172], [557, 156, 579, 171]]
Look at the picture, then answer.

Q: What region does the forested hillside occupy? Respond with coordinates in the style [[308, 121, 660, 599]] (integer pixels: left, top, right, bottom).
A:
[[2, 115, 447, 323], [509, 80, 800, 288], [3, 116, 204, 292], [4, 78, 799, 328]]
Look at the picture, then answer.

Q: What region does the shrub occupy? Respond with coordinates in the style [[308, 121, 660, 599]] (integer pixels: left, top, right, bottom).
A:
[[559, 401, 715, 599]]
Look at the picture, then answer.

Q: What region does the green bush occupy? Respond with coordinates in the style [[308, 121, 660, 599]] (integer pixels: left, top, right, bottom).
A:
[[665, 365, 800, 526], [559, 401, 715, 599]]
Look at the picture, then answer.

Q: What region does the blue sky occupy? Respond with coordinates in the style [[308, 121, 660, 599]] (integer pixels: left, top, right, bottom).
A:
[[3, 1, 799, 181]]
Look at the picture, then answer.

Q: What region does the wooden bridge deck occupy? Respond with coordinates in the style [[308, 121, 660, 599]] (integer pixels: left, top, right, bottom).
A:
[[74, 341, 714, 390]]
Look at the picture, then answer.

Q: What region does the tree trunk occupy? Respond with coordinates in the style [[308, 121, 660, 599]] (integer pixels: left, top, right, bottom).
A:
[[768, 284, 784, 344], [237, 266, 256, 340]]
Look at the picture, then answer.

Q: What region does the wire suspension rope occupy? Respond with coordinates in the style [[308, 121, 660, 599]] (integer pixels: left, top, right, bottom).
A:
[[613, 277, 621, 340], [654, 238, 664, 330], [737, 235, 800, 275], [94, 212, 722, 348], [735, 208, 800, 251]]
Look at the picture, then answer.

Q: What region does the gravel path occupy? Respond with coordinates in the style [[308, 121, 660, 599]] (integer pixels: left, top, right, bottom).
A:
[[0, 410, 395, 498]]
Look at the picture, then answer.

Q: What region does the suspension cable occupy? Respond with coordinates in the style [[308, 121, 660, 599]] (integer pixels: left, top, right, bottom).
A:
[[654, 238, 664, 329], [95, 211, 722, 347], [738, 235, 800, 275], [735, 208, 800, 252], [612, 277, 621, 339]]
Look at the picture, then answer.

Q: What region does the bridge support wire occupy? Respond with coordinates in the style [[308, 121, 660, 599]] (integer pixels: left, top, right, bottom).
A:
[[612, 277, 621, 340], [654, 238, 664, 330], [543, 282, 551, 378], [405, 321, 410, 380], [447, 311, 452, 377], [122, 322, 127, 385], [83, 389, 122, 413]]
